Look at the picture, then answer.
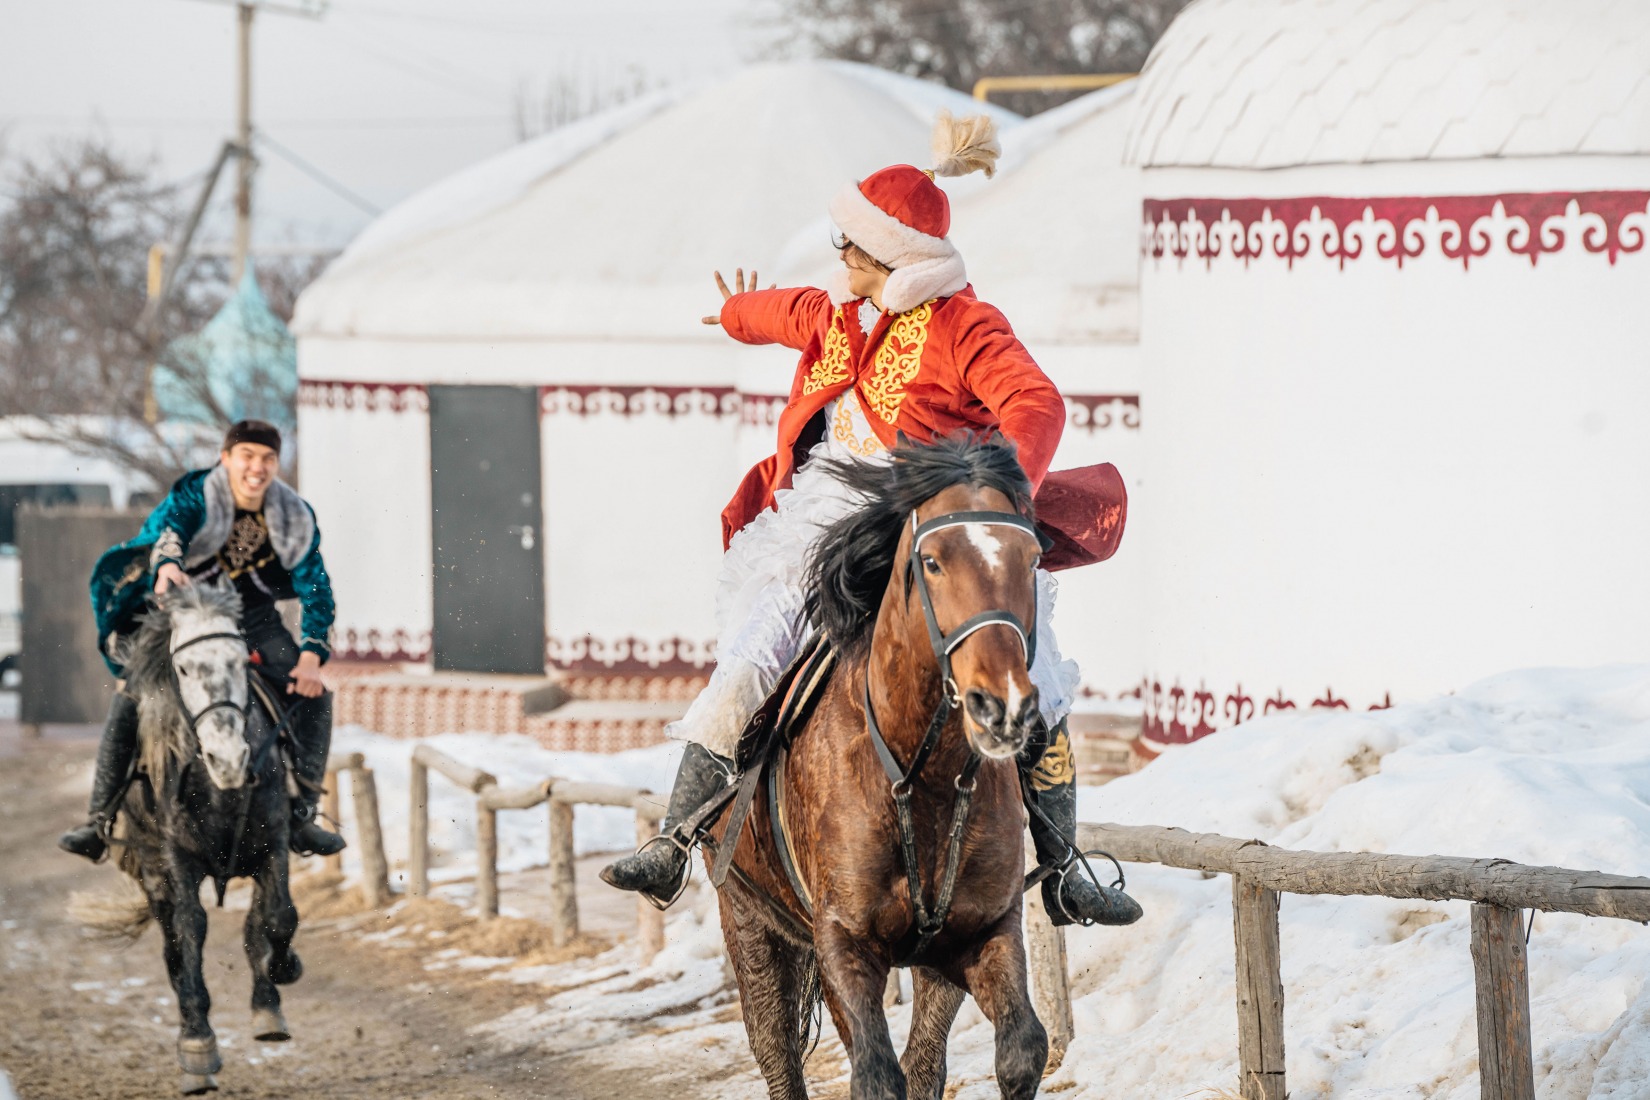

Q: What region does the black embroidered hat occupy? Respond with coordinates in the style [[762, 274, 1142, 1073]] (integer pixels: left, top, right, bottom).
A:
[[222, 419, 282, 455]]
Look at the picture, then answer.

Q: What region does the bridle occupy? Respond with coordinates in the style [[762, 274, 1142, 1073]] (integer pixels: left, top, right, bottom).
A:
[[863, 507, 1043, 961], [170, 630, 250, 732]]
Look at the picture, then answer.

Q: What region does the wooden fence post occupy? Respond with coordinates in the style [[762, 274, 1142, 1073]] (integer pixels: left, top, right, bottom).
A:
[[1233, 877, 1285, 1100], [408, 756, 429, 897], [320, 768, 343, 877], [476, 801, 499, 919], [634, 805, 665, 963], [547, 797, 578, 946], [1471, 903, 1535, 1100], [1025, 874, 1074, 1069], [348, 767, 391, 908]]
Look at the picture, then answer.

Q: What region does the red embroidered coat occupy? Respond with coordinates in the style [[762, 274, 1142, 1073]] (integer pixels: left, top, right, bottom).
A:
[[719, 286, 1127, 571]]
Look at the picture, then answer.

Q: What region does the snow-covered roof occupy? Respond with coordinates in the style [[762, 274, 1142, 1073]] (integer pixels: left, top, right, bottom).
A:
[[294, 62, 1017, 342], [1125, 0, 1650, 169]]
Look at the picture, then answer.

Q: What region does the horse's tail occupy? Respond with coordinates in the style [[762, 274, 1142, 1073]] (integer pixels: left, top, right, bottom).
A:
[[67, 872, 152, 940], [797, 949, 826, 1059], [67, 821, 152, 940]]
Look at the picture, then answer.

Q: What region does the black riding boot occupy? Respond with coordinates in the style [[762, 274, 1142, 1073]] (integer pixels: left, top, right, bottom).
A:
[[1022, 722, 1143, 927], [599, 742, 731, 907], [58, 692, 140, 862], [287, 691, 345, 857]]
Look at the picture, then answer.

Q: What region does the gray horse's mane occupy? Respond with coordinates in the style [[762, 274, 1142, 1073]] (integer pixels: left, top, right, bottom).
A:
[[118, 583, 244, 781]]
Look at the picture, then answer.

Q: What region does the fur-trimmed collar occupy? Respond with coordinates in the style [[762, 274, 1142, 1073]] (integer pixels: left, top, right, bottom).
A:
[[185, 465, 315, 571], [825, 253, 969, 315]]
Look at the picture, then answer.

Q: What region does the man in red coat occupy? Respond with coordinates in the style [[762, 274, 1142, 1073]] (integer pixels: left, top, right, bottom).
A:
[[603, 114, 1138, 928]]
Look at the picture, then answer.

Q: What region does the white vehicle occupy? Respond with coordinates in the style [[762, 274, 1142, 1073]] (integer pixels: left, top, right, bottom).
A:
[[0, 417, 212, 677]]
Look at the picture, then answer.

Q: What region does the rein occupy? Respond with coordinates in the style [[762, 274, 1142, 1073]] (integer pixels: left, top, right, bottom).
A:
[[863, 507, 1041, 962]]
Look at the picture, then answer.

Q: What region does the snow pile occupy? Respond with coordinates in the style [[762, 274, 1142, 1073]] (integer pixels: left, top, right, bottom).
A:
[[331, 727, 682, 884], [1027, 665, 1650, 1100]]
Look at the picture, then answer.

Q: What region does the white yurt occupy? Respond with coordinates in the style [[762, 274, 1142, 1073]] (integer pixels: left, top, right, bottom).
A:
[[947, 83, 1145, 702], [292, 62, 1016, 686], [1125, 0, 1650, 755]]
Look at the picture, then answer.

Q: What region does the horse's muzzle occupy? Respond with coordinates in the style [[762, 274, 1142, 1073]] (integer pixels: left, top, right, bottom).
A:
[[200, 735, 251, 790], [963, 687, 1039, 759]]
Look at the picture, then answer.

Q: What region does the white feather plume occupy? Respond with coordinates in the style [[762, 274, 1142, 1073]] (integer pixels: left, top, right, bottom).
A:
[[930, 110, 1001, 179]]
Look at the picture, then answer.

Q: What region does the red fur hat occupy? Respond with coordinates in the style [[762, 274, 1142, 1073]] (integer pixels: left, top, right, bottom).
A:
[[827, 112, 1001, 313]]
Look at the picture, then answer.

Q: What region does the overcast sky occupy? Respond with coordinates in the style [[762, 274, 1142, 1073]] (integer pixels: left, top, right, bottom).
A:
[[0, 0, 778, 252]]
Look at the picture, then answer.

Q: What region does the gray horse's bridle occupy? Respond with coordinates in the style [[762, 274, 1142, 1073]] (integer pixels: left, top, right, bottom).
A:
[[170, 631, 250, 731]]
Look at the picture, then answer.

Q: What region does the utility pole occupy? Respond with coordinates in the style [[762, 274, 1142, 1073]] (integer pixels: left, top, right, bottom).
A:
[[164, 0, 329, 284], [233, 1, 255, 283]]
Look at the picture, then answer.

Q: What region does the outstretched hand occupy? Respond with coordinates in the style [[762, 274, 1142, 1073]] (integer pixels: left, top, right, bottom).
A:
[[701, 268, 775, 325]]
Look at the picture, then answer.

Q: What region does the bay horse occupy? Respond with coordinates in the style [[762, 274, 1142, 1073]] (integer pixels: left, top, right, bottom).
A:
[[70, 584, 301, 1095], [710, 437, 1051, 1100]]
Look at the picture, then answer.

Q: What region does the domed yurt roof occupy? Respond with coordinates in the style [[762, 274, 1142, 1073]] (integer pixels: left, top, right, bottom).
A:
[[294, 62, 1017, 342], [948, 82, 1140, 344], [1124, 0, 1650, 169]]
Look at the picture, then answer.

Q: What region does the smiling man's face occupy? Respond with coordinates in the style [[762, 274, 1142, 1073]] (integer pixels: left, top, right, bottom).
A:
[[221, 442, 279, 509]]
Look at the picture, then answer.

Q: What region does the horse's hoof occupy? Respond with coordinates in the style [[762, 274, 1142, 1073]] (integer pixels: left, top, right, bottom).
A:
[[270, 949, 302, 985], [176, 1035, 222, 1075], [179, 1072, 219, 1095], [251, 1007, 290, 1042]]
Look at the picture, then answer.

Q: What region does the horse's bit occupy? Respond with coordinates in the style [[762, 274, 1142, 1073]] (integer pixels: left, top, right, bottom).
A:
[[170, 631, 250, 731], [862, 507, 1043, 962]]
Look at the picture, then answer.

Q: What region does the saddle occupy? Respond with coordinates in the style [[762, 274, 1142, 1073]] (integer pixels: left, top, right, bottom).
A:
[[705, 635, 836, 897]]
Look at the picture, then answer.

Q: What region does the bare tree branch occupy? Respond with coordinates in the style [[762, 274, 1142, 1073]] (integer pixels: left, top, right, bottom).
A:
[[773, 0, 1191, 115]]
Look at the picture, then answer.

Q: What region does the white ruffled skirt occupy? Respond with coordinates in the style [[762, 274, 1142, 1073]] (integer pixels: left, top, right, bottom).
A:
[[671, 441, 1081, 757]]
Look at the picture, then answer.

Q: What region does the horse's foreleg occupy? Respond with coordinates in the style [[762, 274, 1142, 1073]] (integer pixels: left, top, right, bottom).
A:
[[162, 868, 222, 1077], [816, 920, 904, 1100], [719, 889, 810, 1100], [245, 859, 298, 1041], [951, 925, 1046, 1100], [900, 967, 965, 1100]]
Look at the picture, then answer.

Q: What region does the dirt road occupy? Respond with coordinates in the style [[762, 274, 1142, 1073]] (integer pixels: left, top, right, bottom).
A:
[[0, 726, 772, 1100]]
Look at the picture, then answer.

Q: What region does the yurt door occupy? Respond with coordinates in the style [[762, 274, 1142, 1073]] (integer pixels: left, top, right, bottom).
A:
[[428, 385, 546, 674]]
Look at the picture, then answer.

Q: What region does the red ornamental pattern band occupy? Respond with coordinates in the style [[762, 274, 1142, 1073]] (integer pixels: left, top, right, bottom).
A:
[[539, 385, 739, 419], [1142, 191, 1650, 270], [334, 627, 433, 662], [299, 379, 1143, 431], [1140, 677, 1394, 747], [545, 634, 717, 676], [297, 380, 429, 413]]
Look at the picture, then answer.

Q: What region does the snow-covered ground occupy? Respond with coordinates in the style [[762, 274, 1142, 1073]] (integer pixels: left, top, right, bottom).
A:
[[333, 666, 1650, 1098]]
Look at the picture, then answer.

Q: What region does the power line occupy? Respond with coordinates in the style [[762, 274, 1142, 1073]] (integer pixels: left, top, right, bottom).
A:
[[254, 131, 382, 215], [1, 113, 511, 130], [329, 25, 506, 106]]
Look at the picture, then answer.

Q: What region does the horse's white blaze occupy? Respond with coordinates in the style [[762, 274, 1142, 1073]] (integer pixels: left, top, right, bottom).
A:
[[1006, 677, 1026, 717], [964, 523, 1004, 570]]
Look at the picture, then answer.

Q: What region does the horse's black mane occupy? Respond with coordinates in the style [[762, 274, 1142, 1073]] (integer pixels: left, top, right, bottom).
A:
[[803, 435, 1033, 652]]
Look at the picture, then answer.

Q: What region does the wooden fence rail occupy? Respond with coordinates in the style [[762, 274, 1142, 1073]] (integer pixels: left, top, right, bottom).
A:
[[1073, 821, 1650, 1100], [405, 745, 667, 963]]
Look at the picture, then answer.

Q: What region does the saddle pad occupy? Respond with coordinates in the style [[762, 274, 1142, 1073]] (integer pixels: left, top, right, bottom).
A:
[[733, 634, 837, 773], [710, 636, 837, 890]]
